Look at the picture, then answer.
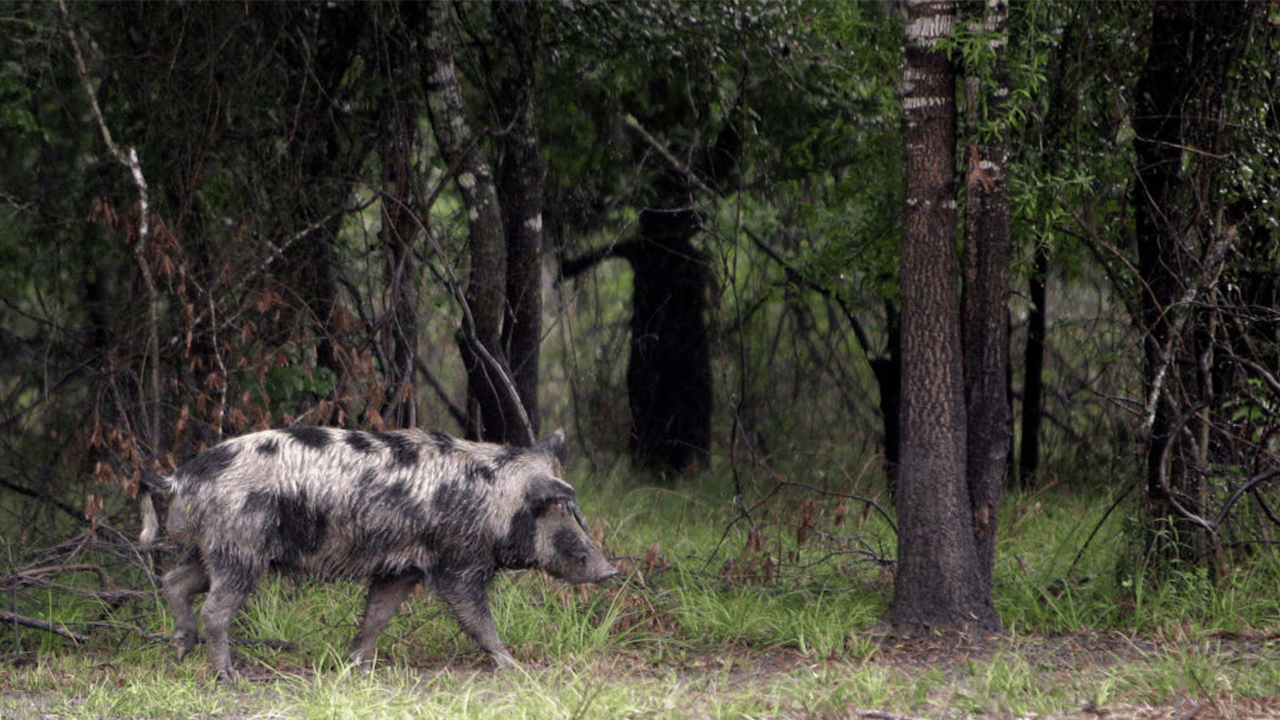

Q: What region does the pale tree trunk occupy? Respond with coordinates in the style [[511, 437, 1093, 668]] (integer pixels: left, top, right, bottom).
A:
[[418, 0, 529, 444], [889, 0, 1001, 634]]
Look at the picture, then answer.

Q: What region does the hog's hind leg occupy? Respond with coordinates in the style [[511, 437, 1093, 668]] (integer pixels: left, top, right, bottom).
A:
[[200, 551, 262, 683], [351, 570, 424, 669], [161, 551, 209, 662]]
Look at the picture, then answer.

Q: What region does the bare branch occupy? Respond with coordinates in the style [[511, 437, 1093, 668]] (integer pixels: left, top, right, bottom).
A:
[[57, 0, 161, 454], [0, 609, 89, 645], [391, 192, 535, 445]]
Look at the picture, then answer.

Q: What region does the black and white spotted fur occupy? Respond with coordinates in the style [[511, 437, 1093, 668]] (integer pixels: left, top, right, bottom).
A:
[[140, 427, 616, 682]]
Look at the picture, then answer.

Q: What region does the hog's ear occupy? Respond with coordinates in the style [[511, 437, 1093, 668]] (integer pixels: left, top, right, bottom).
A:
[[536, 429, 568, 467]]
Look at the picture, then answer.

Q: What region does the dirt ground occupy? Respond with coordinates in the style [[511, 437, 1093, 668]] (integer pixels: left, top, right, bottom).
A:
[[647, 630, 1280, 720], [837, 630, 1280, 720]]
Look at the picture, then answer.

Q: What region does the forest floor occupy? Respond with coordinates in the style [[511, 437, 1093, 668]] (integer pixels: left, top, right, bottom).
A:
[[4, 629, 1278, 720]]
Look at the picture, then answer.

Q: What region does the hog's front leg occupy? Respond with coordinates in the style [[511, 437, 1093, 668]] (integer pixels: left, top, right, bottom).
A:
[[435, 574, 518, 670]]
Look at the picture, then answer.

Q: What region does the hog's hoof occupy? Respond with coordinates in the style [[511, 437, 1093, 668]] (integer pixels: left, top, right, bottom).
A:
[[490, 652, 520, 672], [173, 634, 198, 662]]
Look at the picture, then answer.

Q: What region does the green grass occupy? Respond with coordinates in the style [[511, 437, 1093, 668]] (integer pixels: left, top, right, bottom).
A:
[[5, 638, 1276, 720], [3, 461, 1280, 719]]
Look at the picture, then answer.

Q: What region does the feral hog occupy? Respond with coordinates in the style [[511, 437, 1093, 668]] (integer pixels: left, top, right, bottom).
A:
[[139, 427, 617, 682]]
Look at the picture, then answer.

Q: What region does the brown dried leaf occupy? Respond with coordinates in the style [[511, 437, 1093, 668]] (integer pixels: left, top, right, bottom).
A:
[[796, 498, 816, 546], [174, 404, 190, 438], [84, 494, 103, 523], [333, 304, 361, 333]]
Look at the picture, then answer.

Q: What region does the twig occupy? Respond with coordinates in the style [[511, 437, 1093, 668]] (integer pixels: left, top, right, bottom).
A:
[[208, 288, 226, 442], [1137, 229, 1236, 440], [1153, 400, 1217, 532], [774, 479, 898, 534], [623, 114, 718, 198], [1213, 469, 1280, 530], [1068, 481, 1138, 579], [173, 208, 349, 346], [0, 475, 88, 525]]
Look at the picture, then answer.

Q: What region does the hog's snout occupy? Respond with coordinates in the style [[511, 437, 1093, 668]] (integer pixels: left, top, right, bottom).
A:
[[539, 501, 619, 584]]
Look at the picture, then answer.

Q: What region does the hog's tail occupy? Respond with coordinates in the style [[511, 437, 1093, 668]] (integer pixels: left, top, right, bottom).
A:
[[138, 471, 169, 549]]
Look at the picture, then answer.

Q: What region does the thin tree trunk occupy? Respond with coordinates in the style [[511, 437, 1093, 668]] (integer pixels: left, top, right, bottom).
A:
[[1019, 243, 1047, 487], [494, 0, 544, 440], [961, 0, 1012, 600], [380, 131, 419, 430]]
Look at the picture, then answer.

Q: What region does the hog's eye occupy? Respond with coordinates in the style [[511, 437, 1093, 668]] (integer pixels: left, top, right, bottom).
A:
[[553, 528, 588, 562]]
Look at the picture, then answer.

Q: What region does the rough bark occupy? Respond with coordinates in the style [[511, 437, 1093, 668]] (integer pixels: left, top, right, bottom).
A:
[[624, 217, 713, 475], [560, 229, 713, 475], [889, 0, 1001, 634]]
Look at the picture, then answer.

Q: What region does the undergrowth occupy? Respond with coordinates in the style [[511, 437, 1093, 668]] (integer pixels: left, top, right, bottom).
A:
[[2, 458, 1279, 718]]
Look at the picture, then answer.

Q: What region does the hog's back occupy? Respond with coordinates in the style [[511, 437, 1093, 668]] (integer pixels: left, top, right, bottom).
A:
[[166, 428, 519, 580]]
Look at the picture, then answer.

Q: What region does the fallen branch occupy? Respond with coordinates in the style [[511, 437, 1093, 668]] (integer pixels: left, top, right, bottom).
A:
[[0, 609, 89, 645], [852, 710, 927, 720]]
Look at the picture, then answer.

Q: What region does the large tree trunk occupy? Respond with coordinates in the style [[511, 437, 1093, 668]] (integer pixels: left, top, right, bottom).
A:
[[889, 0, 1001, 634], [560, 225, 713, 475], [419, 0, 529, 445], [560, 102, 728, 476], [625, 212, 712, 474]]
